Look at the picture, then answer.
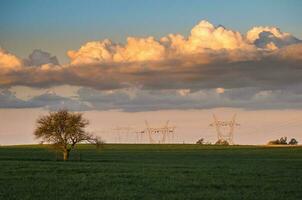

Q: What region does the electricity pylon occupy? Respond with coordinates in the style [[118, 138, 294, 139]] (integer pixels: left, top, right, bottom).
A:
[[209, 114, 240, 144], [143, 120, 176, 144]]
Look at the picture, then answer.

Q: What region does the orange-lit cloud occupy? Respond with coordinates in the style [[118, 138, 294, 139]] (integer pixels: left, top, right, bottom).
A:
[[0, 48, 22, 70], [67, 20, 257, 65], [247, 26, 300, 49], [0, 20, 302, 111], [66, 20, 301, 67]]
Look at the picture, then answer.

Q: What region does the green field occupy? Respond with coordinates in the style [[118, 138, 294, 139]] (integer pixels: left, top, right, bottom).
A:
[[0, 144, 302, 200]]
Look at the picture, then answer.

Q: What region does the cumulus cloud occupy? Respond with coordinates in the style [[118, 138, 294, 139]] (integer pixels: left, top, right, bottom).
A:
[[247, 26, 300, 46], [67, 39, 115, 65], [172, 21, 250, 51], [246, 26, 301, 52], [0, 20, 302, 111], [0, 48, 22, 70], [67, 36, 167, 67], [67, 20, 255, 65], [274, 43, 302, 61], [24, 49, 59, 66]]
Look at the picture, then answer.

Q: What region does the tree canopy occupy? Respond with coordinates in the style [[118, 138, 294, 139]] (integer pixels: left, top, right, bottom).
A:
[[34, 109, 98, 160]]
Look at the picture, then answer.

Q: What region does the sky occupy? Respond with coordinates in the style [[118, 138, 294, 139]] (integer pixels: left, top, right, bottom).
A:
[[0, 0, 302, 145], [1, 0, 302, 63]]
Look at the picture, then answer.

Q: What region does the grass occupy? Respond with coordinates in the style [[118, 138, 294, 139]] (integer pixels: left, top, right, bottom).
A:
[[0, 144, 302, 200]]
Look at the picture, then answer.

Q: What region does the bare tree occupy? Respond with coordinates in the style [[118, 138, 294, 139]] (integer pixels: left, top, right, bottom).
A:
[[196, 138, 205, 145], [34, 109, 98, 161]]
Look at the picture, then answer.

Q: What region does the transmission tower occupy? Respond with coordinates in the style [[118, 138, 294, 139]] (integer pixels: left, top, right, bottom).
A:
[[142, 120, 176, 144], [209, 114, 240, 144]]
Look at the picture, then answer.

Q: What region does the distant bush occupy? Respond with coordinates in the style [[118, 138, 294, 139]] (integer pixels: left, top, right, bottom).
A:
[[288, 138, 298, 145], [267, 137, 298, 145], [267, 139, 280, 145], [215, 139, 229, 145], [96, 137, 106, 149], [196, 138, 205, 145]]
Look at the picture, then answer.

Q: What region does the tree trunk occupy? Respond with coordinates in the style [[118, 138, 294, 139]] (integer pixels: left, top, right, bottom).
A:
[[63, 149, 70, 161]]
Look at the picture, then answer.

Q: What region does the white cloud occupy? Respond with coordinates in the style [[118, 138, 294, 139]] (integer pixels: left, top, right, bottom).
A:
[[247, 26, 300, 49], [67, 39, 115, 65], [65, 20, 301, 68], [0, 20, 302, 111], [0, 48, 22, 70], [67, 20, 257, 66]]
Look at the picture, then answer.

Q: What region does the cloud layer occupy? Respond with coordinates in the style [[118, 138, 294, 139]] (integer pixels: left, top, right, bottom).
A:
[[0, 20, 302, 111]]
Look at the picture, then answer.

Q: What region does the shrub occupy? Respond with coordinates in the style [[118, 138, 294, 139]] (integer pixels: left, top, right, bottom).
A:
[[267, 139, 280, 145], [215, 139, 229, 145], [267, 137, 298, 145], [288, 138, 298, 145]]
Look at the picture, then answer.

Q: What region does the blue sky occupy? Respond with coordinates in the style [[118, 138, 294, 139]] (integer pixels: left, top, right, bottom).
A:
[[1, 0, 301, 63]]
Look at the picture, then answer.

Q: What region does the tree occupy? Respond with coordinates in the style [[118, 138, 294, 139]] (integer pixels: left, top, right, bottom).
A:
[[279, 137, 287, 145], [34, 109, 98, 161], [215, 139, 229, 145], [288, 138, 298, 145], [196, 138, 205, 145]]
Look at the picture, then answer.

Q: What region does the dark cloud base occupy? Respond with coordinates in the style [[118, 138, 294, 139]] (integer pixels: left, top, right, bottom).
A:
[[1, 86, 302, 112]]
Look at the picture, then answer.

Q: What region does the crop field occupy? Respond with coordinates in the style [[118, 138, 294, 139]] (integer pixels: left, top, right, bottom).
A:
[[0, 144, 302, 200]]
